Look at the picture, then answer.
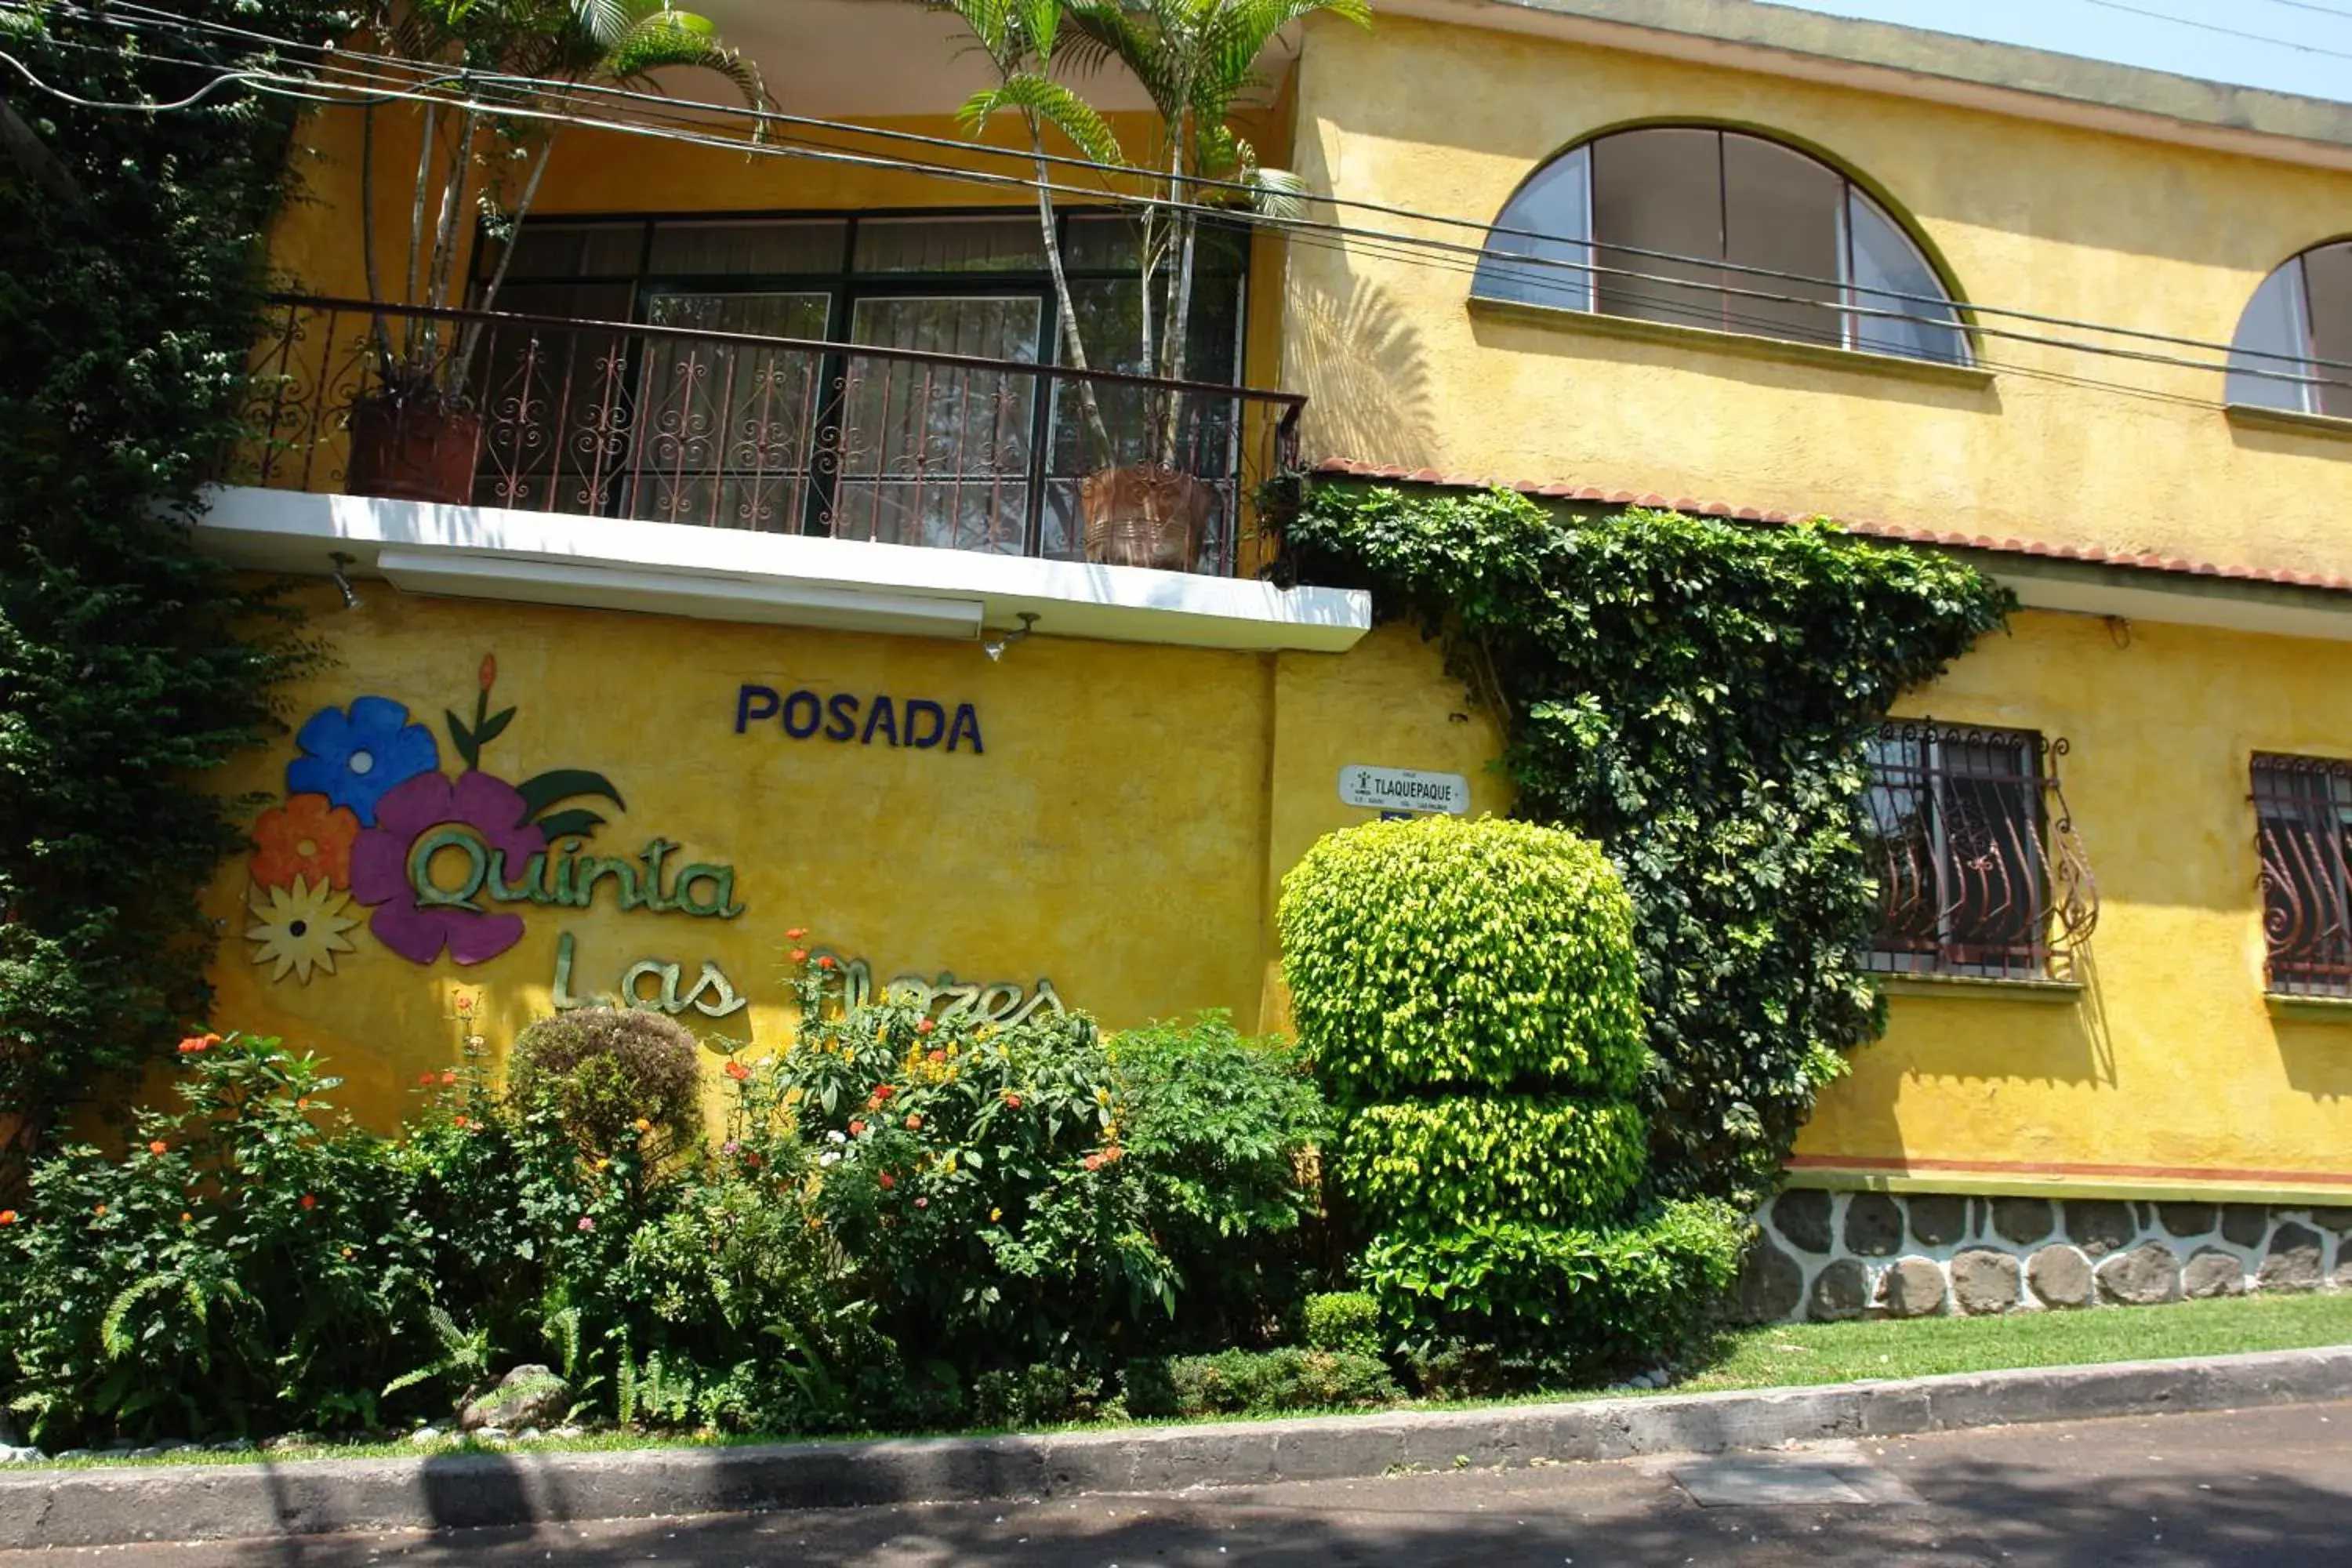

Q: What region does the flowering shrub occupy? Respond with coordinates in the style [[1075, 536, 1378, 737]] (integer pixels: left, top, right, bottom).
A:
[[759, 956, 1171, 1359], [0, 1034, 434, 1444], [508, 1007, 702, 1168]]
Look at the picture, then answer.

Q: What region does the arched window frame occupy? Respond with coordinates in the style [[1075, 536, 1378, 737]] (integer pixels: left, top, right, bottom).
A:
[[1472, 123, 1973, 368], [2227, 240, 2352, 420]]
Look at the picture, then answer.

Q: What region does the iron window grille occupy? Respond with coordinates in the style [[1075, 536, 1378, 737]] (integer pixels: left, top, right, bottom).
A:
[[1861, 720, 2097, 981], [2252, 753, 2352, 996]]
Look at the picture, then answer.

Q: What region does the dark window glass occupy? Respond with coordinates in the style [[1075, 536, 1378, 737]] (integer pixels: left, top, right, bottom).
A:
[[1591, 128, 1724, 330], [2254, 755, 2352, 996], [1474, 126, 1966, 364], [2303, 245, 2352, 419], [2229, 242, 2352, 418], [1863, 724, 2052, 978]]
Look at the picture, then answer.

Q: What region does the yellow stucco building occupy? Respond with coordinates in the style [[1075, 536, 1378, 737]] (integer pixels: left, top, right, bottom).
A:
[[212, 0, 2352, 1317]]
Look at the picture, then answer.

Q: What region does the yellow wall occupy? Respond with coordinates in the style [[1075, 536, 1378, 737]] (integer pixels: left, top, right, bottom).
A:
[[1286, 14, 2352, 583], [211, 590, 1504, 1127], [1796, 608, 2352, 1202]]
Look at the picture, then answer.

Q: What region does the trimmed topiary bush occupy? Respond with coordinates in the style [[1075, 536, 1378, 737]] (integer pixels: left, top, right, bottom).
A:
[[509, 1007, 702, 1161], [1300, 1290, 1382, 1358], [1276, 816, 1646, 1102], [1361, 1199, 1748, 1367], [1331, 1095, 1647, 1232]]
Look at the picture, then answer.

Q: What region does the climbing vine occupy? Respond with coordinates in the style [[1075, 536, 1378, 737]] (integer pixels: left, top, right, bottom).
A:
[[1283, 483, 2012, 1207], [0, 0, 349, 1172]]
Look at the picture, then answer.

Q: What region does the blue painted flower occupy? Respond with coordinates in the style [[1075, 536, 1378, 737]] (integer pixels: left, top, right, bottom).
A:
[[287, 697, 440, 827]]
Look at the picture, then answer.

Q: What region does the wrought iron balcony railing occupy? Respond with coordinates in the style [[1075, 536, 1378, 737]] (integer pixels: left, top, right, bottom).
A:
[[240, 295, 1304, 577]]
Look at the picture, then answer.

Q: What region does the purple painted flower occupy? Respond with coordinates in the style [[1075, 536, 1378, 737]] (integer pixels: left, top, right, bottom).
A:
[[350, 771, 546, 967]]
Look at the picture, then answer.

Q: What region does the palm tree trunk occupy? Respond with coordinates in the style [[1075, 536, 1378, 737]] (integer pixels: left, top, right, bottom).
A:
[[361, 102, 392, 375], [423, 106, 481, 396], [1156, 131, 1197, 468], [402, 100, 438, 368], [1031, 123, 1111, 467], [454, 131, 559, 391]]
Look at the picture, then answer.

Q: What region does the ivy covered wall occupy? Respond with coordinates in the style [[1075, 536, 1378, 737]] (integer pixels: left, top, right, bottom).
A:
[[1283, 482, 2012, 1207]]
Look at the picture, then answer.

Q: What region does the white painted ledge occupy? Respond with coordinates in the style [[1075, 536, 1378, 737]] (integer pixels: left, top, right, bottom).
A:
[[195, 486, 1371, 653]]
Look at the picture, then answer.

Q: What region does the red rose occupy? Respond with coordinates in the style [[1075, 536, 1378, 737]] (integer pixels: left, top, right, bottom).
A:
[[816, 956, 837, 970], [724, 1060, 752, 1081], [1004, 1094, 1022, 1109]]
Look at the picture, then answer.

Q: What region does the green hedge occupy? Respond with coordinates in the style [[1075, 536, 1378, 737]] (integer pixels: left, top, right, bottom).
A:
[[1359, 1200, 1748, 1367], [1121, 1347, 1400, 1419], [1277, 817, 1646, 1102], [1330, 1094, 1647, 1232]]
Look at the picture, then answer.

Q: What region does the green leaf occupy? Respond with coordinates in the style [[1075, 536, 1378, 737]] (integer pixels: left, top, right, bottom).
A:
[[517, 769, 627, 821]]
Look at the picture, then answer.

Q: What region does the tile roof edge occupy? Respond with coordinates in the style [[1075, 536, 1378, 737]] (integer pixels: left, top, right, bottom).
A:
[[1306, 459, 2352, 599]]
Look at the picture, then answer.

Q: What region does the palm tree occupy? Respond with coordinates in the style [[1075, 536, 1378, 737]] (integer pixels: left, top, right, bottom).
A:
[[937, 0, 1123, 464], [1062, 0, 1370, 463], [350, 0, 769, 403]]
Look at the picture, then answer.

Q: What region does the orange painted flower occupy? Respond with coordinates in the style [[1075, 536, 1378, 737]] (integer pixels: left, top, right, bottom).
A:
[[249, 793, 361, 891], [724, 1060, 751, 1081], [479, 653, 498, 691], [454, 994, 474, 1014], [147, 1140, 166, 1156]]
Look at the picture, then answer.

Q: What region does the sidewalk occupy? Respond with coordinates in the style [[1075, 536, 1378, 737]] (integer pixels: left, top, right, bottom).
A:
[[2, 1345, 2347, 1552]]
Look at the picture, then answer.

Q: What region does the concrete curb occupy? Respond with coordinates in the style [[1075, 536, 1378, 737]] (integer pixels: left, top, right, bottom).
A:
[[4, 1345, 2349, 1549]]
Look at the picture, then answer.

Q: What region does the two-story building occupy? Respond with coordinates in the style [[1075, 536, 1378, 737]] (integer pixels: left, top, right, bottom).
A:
[[209, 0, 2352, 1317]]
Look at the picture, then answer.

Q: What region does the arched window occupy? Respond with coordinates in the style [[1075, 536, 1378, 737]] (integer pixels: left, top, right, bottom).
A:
[[2227, 241, 2352, 419], [1472, 125, 1968, 365]]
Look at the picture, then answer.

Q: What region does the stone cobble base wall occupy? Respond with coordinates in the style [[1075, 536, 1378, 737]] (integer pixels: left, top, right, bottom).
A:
[[1733, 1190, 2352, 1322]]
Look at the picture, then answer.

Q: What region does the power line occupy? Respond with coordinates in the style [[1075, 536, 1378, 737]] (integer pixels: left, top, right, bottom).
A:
[[2249, 0, 2352, 25], [9, 2, 2347, 407], [62, 0, 2334, 361], [2076, 0, 2352, 60]]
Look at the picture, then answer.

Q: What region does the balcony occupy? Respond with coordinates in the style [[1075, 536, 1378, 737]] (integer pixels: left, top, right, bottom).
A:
[[210, 295, 1363, 652]]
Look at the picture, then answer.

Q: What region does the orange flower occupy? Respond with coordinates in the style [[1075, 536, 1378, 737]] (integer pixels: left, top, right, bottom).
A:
[[906, 1113, 923, 1130], [204, 1033, 223, 1048], [849, 1119, 866, 1136], [785, 927, 808, 940], [1004, 1093, 1022, 1109], [478, 652, 498, 691], [249, 793, 361, 891], [296, 1098, 310, 1110], [915, 1018, 935, 1036], [1082, 1154, 1102, 1171], [93, 1204, 107, 1218], [0, 1210, 16, 1225], [816, 956, 837, 970], [341, 1246, 355, 1259], [724, 1060, 751, 1081], [180, 1211, 192, 1223], [927, 1050, 946, 1064], [419, 1073, 437, 1086], [177, 1036, 209, 1055], [441, 1071, 458, 1086], [147, 1140, 167, 1156], [877, 1172, 895, 1191], [633, 1117, 652, 1133], [453, 1115, 470, 1129], [789, 949, 808, 964], [299, 1193, 317, 1210]]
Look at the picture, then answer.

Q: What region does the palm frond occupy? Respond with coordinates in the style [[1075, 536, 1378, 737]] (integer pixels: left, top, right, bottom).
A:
[[961, 72, 1126, 166], [598, 12, 769, 110]]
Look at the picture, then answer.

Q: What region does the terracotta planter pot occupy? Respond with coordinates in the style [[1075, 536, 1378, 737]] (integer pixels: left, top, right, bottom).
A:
[[346, 397, 481, 506], [1079, 465, 1215, 572]]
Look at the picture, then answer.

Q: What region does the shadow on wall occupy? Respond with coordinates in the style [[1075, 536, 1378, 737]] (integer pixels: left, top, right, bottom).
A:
[[1465, 306, 2006, 419], [2274, 1015, 2352, 1101], [1287, 273, 1436, 465]]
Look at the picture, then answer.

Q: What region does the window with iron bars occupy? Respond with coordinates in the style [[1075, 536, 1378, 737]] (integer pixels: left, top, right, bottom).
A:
[[2252, 753, 2352, 996], [1861, 720, 2096, 980]]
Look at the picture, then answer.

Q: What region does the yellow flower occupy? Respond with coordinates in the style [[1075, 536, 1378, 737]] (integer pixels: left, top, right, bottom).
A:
[[783, 1086, 805, 1107], [633, 1117, 652, 1133], [245, 876, 358, 985], [1094, 1087, 1110, 1104], [989, 1207, 1002, 1222], [594, 1157, 611, 1172]]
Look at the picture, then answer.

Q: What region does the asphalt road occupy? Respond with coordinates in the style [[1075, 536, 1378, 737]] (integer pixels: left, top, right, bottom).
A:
[[9, 1399, 2351, 1566]]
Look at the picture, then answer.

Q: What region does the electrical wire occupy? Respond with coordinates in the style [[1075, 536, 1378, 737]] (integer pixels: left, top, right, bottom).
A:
[[2076, 0, 2352, 60], [9, 0, 2348, 408], [59, 0, 2350, 362]]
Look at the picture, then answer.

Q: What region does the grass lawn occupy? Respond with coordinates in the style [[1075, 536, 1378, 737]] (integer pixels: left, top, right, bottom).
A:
[[24, 1292, 2352, 1468], [1675, 1289, 2352, 1394]]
